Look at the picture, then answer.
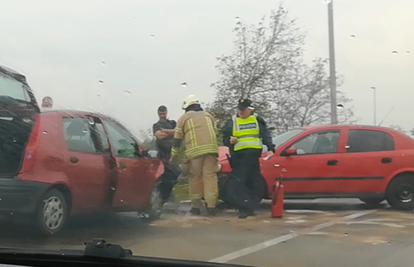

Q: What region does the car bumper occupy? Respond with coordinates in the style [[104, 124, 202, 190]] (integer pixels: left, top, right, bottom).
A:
[[0, 177, 50, 215]]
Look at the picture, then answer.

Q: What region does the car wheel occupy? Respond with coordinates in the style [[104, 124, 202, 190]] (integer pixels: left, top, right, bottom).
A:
[[35, 189, 68, 235], [386, 174, 414, 211], [359, 197, 385, 205], [139, 185, 163, 221]]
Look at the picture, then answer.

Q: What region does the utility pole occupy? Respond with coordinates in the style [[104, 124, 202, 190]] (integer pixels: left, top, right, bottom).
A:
[[327, 0, 338, 124], [371, 87, 377, 125]]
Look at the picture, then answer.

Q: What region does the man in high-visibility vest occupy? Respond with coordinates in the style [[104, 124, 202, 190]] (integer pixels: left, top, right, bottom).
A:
[[170, 95, 219, 216], [222, 98, 275, 218]]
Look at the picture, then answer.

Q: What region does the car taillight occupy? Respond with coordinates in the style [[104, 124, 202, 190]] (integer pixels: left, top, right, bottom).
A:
[[20, 116, 41, 173]]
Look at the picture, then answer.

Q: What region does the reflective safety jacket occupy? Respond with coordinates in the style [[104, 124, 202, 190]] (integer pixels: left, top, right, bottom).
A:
[[232, 114, 263, 151], [171, 109, 218, 160], [222, 112, 275, 156]]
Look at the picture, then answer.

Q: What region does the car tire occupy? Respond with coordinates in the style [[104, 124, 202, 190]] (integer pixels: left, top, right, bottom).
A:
[[35, 188, 68, 235], [386, 174, 414, 211], [359, 197, 385, 205], [140, 184, 163, 221]]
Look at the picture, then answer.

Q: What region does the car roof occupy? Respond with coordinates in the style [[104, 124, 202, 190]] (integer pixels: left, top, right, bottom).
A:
[[300, 124, 398, 132], [40, 108, 115, 121], [0, 65, 28, 86]]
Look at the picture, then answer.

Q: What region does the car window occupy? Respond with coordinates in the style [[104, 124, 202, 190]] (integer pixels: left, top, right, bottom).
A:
[[62, 118, 98, 154], [346, 129, 394, 153], [104, 120, 139, 158], [290, 131, 340, 155], [93, 122, 111, 153], [263, 129, 305, 152], [0, 72, 31, 102]]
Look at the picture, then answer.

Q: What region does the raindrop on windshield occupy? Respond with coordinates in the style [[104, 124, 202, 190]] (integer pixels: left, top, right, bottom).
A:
[[82, 129, 88, 133], [101, 61, 106, 65], [99, 80, 104, 84], [350, 35, 356, 38], [181, 82, 188, 87], [42, 131, 48, 135], [344, 233, 348, 237], [124, 90, 132, 96], [150, 34, 155, 38], [407, 51, 411, 54], [392, 51, 398, 54]]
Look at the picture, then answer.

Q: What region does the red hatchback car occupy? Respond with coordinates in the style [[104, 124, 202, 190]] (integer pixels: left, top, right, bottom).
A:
[[0, 65, 164, 235], [218, 125, 414, 210]]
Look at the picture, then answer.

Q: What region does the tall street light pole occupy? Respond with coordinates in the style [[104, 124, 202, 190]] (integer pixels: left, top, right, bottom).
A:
[[327, 0, 338, 124], [371, 87, 377, 125]]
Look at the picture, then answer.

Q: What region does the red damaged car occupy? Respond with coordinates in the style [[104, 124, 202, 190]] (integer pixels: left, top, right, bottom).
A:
[[0, 65, 164, 235], [218, 125, 414, 210]]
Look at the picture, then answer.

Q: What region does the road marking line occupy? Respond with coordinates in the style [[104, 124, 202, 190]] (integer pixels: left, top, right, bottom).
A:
[[208, 210, 377, 263]]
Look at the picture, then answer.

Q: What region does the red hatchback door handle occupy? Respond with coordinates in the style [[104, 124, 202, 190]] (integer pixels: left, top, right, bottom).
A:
[[381, 158, 392, 164], [119, 163, 126, 169], [327, 160, 338, 166]]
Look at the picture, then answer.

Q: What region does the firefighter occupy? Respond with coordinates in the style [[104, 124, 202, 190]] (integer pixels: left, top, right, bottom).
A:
[[170, 95, 219, 216], [152, 105, 180, 204], [222, 98, 275, 218]]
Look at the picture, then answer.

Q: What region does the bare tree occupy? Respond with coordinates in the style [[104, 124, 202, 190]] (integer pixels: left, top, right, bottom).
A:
[[270, 59, 355, 133], [389, 125, 407, 134], [209, 5, 355, 135]]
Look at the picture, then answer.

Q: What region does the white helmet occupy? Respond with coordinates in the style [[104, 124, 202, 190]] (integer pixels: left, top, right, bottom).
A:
[[182, 94, 199, 110]]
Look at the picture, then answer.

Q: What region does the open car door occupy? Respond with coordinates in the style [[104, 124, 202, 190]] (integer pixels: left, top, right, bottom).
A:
[[0, 65, 40, 177], [102, 119, 161, 210]]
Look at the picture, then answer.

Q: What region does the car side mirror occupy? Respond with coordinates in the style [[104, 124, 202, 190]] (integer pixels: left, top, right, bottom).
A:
[[142, 150, 158, 158], [285, 146, 297, 156], [141, 150, 150, 157]]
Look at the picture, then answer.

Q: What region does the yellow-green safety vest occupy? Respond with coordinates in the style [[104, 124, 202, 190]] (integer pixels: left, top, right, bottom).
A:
[[232, 114, 262, 151]]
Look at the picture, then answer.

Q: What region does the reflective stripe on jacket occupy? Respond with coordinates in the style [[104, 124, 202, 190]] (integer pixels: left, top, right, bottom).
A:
[[232, 114, 262, 151], [172, 110, 218, 160]]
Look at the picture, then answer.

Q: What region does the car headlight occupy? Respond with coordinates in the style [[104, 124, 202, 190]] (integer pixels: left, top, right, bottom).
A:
[[217, 163, 222, 172]]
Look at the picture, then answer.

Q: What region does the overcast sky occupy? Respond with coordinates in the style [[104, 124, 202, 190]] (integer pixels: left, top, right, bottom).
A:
[[0, 0, 412, 136]]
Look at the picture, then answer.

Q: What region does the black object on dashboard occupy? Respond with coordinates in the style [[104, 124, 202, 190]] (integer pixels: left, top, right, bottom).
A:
[[83, 239, 132, 259]]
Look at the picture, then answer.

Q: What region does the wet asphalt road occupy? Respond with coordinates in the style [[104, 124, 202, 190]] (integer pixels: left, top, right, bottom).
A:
[[1, 199, 414, 267]]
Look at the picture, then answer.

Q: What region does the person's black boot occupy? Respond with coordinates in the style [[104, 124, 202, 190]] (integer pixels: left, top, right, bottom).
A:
[[190, 208, 201, 215], [238, 209, 255, 219], [238, 210, 248, 219], [207, 208, 217, 216]]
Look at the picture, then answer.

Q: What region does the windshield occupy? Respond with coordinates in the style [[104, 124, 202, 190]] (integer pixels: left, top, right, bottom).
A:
[[1, 1, 413, 267], [0, 72, 31, 102]]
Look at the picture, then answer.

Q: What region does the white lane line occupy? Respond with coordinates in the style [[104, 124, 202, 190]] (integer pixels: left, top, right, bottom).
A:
[[208, 209, 377, 263]]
